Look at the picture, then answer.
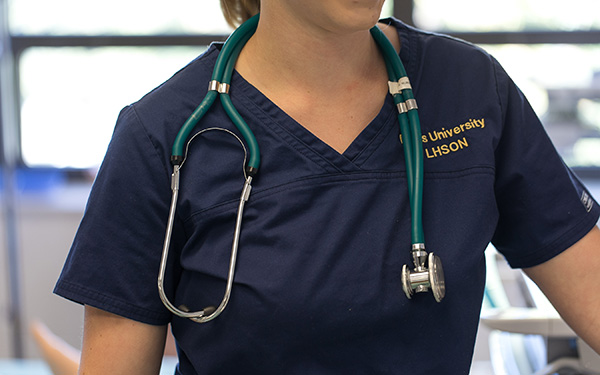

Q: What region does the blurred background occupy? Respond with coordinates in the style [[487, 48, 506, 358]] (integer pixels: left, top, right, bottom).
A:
[[1, 0, 599, 373]]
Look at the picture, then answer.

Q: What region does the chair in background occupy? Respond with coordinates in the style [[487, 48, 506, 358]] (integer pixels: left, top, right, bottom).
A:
[[30, 321, 79, 375]]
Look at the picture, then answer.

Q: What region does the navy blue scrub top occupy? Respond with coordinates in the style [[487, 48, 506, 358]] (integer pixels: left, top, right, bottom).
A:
[[55, 18, 600, 374]]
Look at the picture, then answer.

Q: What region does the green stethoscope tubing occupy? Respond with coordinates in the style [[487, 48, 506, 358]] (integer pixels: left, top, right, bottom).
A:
[[171, 14, 261, 173], [161, 15, 441, 323], [370, 26, 425, 246], [170, 15, 424, 246]]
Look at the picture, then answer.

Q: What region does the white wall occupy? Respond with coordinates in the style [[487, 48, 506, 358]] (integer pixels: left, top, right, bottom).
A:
[[0, 183, 90, 358]]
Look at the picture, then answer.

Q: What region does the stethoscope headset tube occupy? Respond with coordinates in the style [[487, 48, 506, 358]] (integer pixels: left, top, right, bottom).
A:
[[370, 27, 445, 302], [158, 14, 445, 324], [170, 14, 260, 174]]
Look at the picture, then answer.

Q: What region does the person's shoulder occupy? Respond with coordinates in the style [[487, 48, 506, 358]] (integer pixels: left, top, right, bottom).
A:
[[136, 43, 222, 107], [120, 43, 222, 134], [105, 42, 223, 154]]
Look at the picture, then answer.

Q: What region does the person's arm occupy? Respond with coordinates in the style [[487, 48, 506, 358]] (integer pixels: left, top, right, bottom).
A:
[[524, 225, 600, 353], [79, 305, 168, 375]]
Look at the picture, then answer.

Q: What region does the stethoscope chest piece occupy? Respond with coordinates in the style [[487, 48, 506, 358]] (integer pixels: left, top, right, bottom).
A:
[[401, 251, 446, 303]]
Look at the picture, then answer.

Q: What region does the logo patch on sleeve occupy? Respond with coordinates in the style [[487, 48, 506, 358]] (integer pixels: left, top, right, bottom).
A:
[[581, 191, 594, 213]]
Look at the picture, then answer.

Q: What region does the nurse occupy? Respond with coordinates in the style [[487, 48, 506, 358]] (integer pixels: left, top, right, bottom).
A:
[[55, 0, 600, 373]]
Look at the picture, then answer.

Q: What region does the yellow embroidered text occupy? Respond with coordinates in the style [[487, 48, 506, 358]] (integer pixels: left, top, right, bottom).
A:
[[399, 118, 486, 159]]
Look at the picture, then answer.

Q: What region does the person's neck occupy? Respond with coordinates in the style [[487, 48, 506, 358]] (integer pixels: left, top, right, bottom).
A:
[[235, 14, 388, 97], [232, 13, 401, 154]]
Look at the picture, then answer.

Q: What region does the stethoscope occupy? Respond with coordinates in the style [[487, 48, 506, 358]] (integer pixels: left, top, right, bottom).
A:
[[158, 14, 445, 324]]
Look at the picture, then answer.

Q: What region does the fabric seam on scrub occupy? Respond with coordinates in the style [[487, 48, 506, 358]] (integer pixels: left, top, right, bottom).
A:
[[183, 166, 496, 223], [231, 78, 350, 174], [505, 209, 600, 269], [129, 104, 174, 185], [128, 100, 193, 242], [348, 103, 399, 166]]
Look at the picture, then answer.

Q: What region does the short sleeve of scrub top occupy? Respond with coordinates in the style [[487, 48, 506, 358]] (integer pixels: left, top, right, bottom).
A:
[[54, 104, 180, 325], [490, 59, 599, 268]]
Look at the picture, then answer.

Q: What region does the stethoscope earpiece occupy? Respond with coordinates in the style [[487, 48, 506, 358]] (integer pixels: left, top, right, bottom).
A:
[[401, 248, 446, 303]]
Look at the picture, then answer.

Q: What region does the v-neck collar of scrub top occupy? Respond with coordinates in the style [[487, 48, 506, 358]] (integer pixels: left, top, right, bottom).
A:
[[220, 18, 416, 174]]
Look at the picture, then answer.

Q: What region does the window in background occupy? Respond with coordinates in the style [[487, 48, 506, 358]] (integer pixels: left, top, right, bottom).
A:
[[19, 46, 202, 168], [11, 0, 229, 170], [414, 0, 600, 169], [8, 0, 231, 35], [414, 0, 600, 32]]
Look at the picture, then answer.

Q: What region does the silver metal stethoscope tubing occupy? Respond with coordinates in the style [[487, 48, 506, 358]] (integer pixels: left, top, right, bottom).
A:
[[205, 176, 252, 322], [158, 127, 252, 322], [158, 169, 190, 318], [157, 165, 204, 320], [157, 175, 253, 322]]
